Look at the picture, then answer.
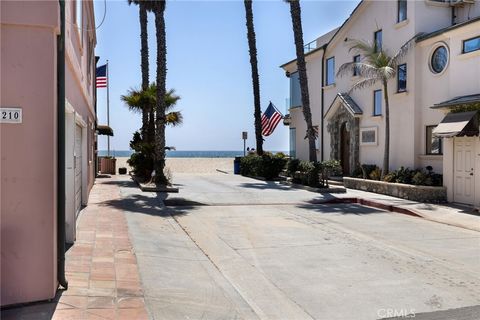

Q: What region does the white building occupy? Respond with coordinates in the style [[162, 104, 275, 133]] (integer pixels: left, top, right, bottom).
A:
[[281, 0, 480, 206]]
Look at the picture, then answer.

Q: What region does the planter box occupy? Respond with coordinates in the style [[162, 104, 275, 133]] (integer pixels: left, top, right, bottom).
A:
[[99, 157, 116, 175], [343, 177, 447, 203]]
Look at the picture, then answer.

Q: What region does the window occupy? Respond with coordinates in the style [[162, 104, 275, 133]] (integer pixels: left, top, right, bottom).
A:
[[76, 0, 82, 29], [426, 126, 442, 155], [398, 0, 407, 22], [463, 36, 480, 54], [289, 72, 301, 108], [374, 30, 382, 52], [326, 57, 335, 86], [373, 90, 382, 116], [289, 128, 296, 158], [360, 127, 378, 146], [353, 55, 361, 76], [397, 64, 407, 92], [430, 45, 448, 74]]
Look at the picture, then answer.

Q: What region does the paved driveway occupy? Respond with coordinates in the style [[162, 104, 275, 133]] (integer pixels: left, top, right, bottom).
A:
[[116, 173, 480, 320]]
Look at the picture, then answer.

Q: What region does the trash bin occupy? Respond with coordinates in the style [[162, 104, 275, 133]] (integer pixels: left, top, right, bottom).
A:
[[234, 156, 242, 175]]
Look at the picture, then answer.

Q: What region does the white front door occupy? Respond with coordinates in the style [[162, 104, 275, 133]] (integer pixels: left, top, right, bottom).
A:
[[75, 124, 83, 216], [454, 137, 475, 205]]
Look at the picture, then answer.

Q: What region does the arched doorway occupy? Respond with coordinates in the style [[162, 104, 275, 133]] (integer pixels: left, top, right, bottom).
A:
[[340, 122, 350, 175]]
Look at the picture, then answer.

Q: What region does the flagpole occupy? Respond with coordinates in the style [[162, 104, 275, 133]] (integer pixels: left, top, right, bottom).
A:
[[106, 60, 110, 156]]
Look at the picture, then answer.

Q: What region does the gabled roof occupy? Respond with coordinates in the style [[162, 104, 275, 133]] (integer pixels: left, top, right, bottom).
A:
[[431, 94, 480, 109], [324, 93, 363, 120]]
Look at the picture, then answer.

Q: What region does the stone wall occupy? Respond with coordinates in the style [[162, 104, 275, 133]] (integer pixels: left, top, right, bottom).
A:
[[343, 177, 447, 203]]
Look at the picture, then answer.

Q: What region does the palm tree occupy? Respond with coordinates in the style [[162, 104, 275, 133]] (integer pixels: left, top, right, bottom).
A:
[[127, 0, 154, 140], [244, 0, 263, 155], [121, 84, 183, 128], [337, 39, 411, 177], [287, 0, 316, 162], [152, 0, 168, 184]]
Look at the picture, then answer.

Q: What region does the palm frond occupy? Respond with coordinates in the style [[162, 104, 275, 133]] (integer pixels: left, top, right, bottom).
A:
[[349, 77, 379, 92], [337, 62, 381, 79], [347, 39, 376, 60], [165, 111, 183, 126], [388, 36, 415, 68]]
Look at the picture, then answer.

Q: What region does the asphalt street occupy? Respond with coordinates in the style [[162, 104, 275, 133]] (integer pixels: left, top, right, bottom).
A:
[[115, 173, 480, 320]]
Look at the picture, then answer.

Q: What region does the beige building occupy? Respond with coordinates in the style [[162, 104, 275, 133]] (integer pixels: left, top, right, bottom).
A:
[[282, 0, 480, 207], [1, 0, 98, 306]]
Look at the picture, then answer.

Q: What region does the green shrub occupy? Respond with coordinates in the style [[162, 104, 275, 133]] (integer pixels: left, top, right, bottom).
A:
[[383, 172, 397, 183], [394, 166, 413, 184], [369, 167, 382, 180], [240, 153, 287, 180], [380, 166, 443, 186], [295, 161, 321, 187], [287, 158, 300, 176], [127, 131, 154, 179], [361, 164, 377, 179], [350, 166, 363, 178]]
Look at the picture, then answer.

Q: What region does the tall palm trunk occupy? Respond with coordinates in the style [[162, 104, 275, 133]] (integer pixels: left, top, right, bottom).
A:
[[244, 0, 263, 155], [139, 2, 149, 140], [288, 0, 316, 162], [153, 1, 168, 184], [382, 80, 390, 178]]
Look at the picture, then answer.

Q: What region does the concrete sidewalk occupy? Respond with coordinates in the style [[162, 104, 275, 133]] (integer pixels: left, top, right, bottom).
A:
[[333, 188, 480, 232]]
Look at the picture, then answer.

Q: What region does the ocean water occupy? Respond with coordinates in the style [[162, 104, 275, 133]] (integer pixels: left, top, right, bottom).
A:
[[98, 150, 286, 158]]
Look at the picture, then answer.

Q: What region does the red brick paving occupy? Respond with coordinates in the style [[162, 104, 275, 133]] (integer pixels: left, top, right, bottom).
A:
[[52, 177, 149, 320]]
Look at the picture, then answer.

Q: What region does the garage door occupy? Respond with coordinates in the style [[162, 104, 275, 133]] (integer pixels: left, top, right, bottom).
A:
[[75, 124, 82, 215]]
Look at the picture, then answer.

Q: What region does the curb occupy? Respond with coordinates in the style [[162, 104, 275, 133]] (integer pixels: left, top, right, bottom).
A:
[[130, 174, 179, 193], [321, 197, 480, 232]]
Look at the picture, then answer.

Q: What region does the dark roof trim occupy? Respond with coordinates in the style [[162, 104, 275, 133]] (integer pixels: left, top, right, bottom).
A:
[[431, 94, 480, 109], [324, 92, 363, 119], [416, 16, 480, 43], [97, 124, 114, 136]]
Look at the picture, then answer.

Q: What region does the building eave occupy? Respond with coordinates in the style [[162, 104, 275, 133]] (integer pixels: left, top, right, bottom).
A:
[[416, 16, 480, 43]]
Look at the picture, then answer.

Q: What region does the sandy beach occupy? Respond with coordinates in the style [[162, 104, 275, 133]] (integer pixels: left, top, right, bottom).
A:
[[115, 157, 234, 175]]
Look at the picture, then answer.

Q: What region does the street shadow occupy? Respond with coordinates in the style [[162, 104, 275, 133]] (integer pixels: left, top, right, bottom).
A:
[[101, 192, 198, 217], [0, 290, 63, 320], [238, 181, 295, 191], [297, 199, 383, 215], [99, 179, 139, 189]]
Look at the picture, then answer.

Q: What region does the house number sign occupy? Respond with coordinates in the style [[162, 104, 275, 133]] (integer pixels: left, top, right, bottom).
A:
[[0, 108, 22, 124]]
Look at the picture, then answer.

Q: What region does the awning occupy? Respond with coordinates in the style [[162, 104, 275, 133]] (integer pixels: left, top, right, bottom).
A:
[[433, 111, 479, 138], [97, 124, 114, 136]]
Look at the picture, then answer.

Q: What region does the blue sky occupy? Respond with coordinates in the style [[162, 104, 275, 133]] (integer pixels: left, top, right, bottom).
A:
[[95, 0, 360, 152]]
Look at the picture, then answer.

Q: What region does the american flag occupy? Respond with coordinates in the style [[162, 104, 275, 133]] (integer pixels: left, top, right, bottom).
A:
[[96, 64, 107, 88], [261, 102, 283, 136]]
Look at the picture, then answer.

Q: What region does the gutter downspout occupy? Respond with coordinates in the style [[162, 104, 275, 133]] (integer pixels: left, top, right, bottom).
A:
[[320, 43, 327, 162], [57, 0, 68, 290]]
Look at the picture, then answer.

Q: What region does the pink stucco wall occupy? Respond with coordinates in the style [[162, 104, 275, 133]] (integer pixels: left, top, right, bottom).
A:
[[0, 1, 59, 306], [1, 0, 97, 306]]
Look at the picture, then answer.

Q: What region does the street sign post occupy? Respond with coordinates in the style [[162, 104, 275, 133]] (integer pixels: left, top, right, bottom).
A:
[[242, 131, 248, 156]]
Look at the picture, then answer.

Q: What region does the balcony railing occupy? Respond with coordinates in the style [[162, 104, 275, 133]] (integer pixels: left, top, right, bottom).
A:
[[304, 39, 317, 53]]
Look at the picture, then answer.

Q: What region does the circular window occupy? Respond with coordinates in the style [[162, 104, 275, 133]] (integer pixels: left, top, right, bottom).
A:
[[430, 45, 448, 74]]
